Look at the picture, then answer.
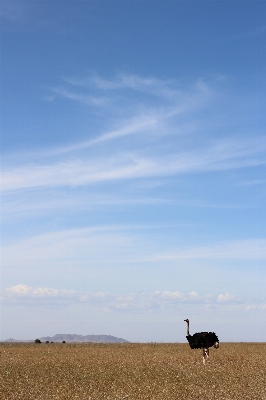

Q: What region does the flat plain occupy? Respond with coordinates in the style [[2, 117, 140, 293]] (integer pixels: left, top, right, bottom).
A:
[[1, 342, 265, 399]]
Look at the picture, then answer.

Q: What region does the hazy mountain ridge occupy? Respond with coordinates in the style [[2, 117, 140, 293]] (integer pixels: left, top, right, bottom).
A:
[[3, 338, 32, 343], [3, 334, 129, 343], [40, 334, 129, 343]]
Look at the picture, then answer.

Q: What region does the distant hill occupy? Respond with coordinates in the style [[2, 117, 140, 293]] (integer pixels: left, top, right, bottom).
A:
[[3, 338, 32, 343], [39, 334, 129, 343], [3, 334, 129, 343]]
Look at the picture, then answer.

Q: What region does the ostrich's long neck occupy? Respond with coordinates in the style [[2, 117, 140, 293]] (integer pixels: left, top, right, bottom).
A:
[[186, 321, 189, 336]]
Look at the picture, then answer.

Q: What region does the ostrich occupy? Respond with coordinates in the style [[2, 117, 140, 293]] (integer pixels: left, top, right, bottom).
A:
[[184, 319, 219, 365]]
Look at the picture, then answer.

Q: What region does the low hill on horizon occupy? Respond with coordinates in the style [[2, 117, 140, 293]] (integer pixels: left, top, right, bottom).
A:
[[39, 334, 129, 343], [3, 338, 33, 343], [3, 334, 129, 343]]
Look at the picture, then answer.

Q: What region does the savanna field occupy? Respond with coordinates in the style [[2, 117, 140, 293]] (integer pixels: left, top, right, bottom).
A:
[[1, 343, 265, 400]]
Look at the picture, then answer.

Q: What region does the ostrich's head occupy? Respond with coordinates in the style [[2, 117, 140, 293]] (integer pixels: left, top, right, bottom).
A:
[[184, 319, 189, 323]]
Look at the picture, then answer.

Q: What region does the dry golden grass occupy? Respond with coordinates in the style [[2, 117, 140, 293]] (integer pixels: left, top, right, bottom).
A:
[[1, 342, 265, 399]]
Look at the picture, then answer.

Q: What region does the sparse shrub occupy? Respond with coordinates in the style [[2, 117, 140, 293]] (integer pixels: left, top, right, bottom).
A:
[[34, 339, 41, 344], [45, 341, 49, 343], [62, 340, 66, 343]]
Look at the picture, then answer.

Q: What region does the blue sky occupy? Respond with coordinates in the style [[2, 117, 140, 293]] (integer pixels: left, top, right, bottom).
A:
[[1, 0, 266, 342]]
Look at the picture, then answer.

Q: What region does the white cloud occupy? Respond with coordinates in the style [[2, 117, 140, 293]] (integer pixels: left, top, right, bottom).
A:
[[2, 284, 245, 312], [6, 284, 31, 295], [5, 284, 76, 298], [217, 293, 240, 303]]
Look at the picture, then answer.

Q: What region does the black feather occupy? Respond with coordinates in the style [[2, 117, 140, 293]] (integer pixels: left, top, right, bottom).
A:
[[186, 332, 219, 349]]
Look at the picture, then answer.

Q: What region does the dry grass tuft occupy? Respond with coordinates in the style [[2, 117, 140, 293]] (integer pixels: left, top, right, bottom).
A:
[[1, 342, 265, 399]]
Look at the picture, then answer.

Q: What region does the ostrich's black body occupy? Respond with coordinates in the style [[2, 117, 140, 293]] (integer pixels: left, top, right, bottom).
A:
[[186, 332, 219, 349]]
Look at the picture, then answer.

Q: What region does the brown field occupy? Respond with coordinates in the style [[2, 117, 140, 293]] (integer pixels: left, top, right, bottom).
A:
[[1, 342, 265, 399]]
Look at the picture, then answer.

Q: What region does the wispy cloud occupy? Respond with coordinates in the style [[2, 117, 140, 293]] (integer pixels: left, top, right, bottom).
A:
[[143, 239, 266, 262], [50, 87, 110, 107], [2, 136, 265, 192], [48, 74, 212, 152], [2, 227, 265, 272], [63, 73, 182, 98], [2, 73, 265, 194], [238, 179, 266, 186], [1, 73, 265, 310]]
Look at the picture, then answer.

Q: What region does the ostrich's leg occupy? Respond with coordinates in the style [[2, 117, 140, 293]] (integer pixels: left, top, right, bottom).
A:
[[206, 347, 210, 363], [202, 348, 205, 365], [202, 348, 208, 365]]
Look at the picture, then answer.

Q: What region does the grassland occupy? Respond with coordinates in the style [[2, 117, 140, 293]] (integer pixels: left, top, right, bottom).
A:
[[1, 342, 265, 399]]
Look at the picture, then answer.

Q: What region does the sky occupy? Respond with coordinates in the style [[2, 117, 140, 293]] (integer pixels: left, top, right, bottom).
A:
[[1, 0, 266, 342]]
